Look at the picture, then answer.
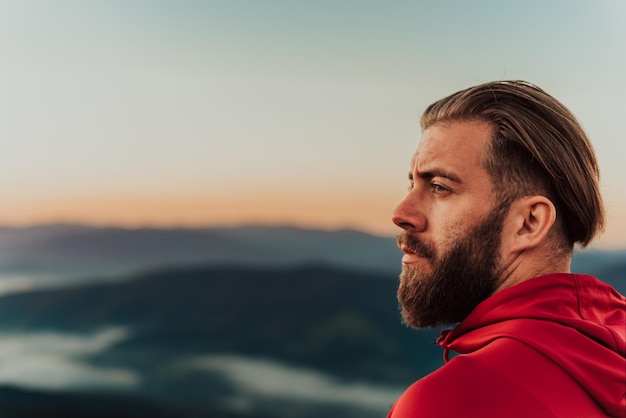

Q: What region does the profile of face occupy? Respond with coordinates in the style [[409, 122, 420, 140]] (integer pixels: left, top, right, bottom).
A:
[[392, 120, 509, 329]]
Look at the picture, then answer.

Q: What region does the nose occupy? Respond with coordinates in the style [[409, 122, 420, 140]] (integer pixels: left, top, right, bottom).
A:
[[391, 192, 427, 233]]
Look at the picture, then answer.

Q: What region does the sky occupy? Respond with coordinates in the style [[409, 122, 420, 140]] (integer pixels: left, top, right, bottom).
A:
[[0, 0, 624, 249]]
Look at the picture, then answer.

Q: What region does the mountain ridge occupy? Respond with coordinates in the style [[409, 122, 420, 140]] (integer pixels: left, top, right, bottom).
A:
[[0, 262, 436, 418]]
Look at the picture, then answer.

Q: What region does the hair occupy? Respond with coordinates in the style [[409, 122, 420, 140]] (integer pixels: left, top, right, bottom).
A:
[[420, 80, 605, 248]]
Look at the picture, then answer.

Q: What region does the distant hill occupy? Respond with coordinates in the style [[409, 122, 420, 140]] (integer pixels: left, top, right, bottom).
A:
[[0, 385, 249, 418], [0, 224, 398, 285], [0, 263, 438, 382], [0, 224, 623, 294], [0, 263, 438, 418]]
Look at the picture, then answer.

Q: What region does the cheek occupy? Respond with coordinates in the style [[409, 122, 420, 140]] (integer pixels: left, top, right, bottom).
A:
[[435, 208, 490, 254], [438, 216, 468, 246], [429, 199, 492, 247]]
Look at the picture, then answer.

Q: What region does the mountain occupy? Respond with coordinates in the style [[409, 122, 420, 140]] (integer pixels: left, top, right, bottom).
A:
[[0, 224, 623, 294], [0, 263, 438, 382], [0, 224, 398, 287], [0, 386, 251, 418], [0, 263, 438, 418]]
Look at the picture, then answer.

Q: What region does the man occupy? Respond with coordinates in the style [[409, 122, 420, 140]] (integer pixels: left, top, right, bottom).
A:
[[388, 81, 626, 418]]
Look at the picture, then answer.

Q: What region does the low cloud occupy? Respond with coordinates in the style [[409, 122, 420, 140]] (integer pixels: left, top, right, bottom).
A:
[[183, 354, 403, 412], [0, 327, 140, 390], [0, 275, 39, 296]]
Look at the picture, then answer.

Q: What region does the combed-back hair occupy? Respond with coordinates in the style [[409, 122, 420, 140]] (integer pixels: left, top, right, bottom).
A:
[[421, 80, 604, 248]]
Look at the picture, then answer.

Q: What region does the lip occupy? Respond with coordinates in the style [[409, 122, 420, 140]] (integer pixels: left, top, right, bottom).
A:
[[400, 246, 426, 265], [402, 252, 426, 264]]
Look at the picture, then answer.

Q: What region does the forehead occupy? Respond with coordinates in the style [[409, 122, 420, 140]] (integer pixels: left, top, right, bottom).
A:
[[411, 120, 493, 173]]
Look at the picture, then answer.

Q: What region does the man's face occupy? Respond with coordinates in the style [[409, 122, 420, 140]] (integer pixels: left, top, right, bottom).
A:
[[391, 120, 508, 328]]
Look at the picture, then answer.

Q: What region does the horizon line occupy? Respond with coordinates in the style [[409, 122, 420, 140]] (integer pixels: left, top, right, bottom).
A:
[[0, 220, 397, 238], [0, 220, 623, 252]]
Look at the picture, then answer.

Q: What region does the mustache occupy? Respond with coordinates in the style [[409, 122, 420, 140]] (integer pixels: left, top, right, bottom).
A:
[[396, 233, 435, 260]]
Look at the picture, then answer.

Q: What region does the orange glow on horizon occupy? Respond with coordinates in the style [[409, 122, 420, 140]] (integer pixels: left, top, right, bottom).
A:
[[1, 192, 624, 248], [0, 192, 404, 237]]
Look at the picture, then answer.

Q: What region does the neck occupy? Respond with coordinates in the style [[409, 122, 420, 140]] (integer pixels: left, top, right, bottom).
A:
[[495, 246, 572, 293]]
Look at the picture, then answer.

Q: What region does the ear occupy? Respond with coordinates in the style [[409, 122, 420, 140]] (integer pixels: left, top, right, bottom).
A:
[[502, 196, 557, 254]]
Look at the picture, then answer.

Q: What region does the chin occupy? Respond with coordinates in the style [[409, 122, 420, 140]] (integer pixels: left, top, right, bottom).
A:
[[402, 261, 432, 277]]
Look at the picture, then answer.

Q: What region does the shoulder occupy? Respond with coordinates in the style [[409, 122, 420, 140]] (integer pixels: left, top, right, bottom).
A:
[[388, 337, 600, 418]]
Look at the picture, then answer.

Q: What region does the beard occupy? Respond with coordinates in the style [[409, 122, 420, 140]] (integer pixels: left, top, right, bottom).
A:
[[397, 202, 509, 329]]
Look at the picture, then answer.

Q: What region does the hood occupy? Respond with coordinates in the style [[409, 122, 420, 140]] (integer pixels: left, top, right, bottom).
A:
[[437, 273, 626, 417]]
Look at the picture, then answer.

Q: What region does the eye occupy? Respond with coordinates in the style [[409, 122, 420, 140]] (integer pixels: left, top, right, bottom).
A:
[[407, 181, 415, 191], [432, 183, 449, 193]]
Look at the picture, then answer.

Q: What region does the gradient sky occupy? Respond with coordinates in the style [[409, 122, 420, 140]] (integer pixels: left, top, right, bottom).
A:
[[0, 0, 624, 249]]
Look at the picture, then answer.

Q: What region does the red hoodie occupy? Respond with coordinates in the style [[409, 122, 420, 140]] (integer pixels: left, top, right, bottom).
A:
[[387, 274, 626, 418]]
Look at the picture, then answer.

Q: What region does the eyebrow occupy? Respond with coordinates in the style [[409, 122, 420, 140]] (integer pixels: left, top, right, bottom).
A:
[[408, 169, 463, 184]]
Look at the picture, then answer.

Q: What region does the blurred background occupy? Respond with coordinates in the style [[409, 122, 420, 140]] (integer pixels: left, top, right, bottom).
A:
[[0, 1, 624, 417]]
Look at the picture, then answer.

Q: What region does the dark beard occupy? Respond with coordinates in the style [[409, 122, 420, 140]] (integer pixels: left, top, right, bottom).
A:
[[397, 202, 509, 329]]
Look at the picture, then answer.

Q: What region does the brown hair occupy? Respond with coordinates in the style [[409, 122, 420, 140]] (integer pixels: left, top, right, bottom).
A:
[[421, 80, 604, 248]]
